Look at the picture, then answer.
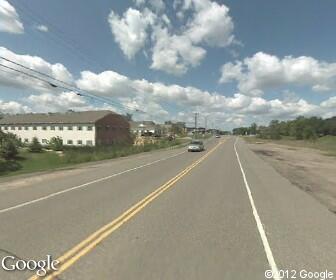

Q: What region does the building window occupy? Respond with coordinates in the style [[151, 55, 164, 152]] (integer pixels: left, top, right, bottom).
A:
[[67, 140, 73, 145], [24, 126, 28, 130], [33, 126, 37, 130], [4, 126, 8, 130], [18, 126, 22, 130], [86, 140, 93, 146], [87, 126, 93, 131], [77, 126, 82, 131], [105, 125, 110, 130], [77, 140, 83, 145], [50, 126, 55, 130], [59, 126, 63, 130], [24, 138, 29, 143], [42, 126, 47, 130], [11, 126, 15, 130], [42, 139, 48, 144], [68, 126, 73, 130]]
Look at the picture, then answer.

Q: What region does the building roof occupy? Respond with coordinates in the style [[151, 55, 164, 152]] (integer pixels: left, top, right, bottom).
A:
[[0, 110, 116, 125], [129, 121, 156, 129]]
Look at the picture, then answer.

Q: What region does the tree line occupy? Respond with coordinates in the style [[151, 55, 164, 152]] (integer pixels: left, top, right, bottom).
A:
[[232, 116, 336, 140]]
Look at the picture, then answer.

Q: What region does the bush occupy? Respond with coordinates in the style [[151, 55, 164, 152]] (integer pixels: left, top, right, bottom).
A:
[[303, 127, 317, 141], [29, 137, 42, 153], [49, 136, 63, 151], [4, 133, 22, 147], [0, 139, 18, 160]]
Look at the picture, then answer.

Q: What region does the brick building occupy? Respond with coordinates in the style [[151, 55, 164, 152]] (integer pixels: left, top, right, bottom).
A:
[[0, 110, 131, 146]]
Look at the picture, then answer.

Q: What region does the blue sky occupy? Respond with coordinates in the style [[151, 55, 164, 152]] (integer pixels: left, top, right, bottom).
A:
[[0, 0, 336, 129]]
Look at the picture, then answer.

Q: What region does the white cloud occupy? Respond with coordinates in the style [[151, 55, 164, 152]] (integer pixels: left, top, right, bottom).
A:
[[185, 0, 234, 47], [108, 8, 156, 59], [149, 0, 165, 12], [134, 0, 146, 6], [219, 62, 243, 83], [27, 92, 88, 112], [109, 0, 236, 75], [219, 52, 336, 94], [36, 24, 48, 32], [0, 47, 73, 91], [0, 0, 24, 34], [150, 0, 235, 75], [0, 100, 29, 114], [76, 70, 135, 98], [133, 0, 165, 12], [321, 96, 336, 109], [150, 27, 206, 75]]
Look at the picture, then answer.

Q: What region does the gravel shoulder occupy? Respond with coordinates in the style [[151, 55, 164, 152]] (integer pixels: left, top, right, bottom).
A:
[[247, 141, 336, 214]]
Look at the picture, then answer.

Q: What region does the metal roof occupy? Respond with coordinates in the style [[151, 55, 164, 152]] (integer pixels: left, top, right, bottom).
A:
[[0, 110, 116, 125]]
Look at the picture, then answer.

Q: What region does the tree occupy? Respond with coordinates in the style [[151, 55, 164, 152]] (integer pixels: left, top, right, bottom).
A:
[[29, 137, 42, 153], [0, 138, 18, 160], [0, 132, 21, 146], [249, 123, 257, 135], [232, 127, 249, 135], [303, 126, 317, 141], [49, 136, 63, 151], [269, 120, 281, 139]]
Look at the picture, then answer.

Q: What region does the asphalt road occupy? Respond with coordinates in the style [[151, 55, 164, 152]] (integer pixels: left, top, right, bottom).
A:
[[0, 137, 335, 280]]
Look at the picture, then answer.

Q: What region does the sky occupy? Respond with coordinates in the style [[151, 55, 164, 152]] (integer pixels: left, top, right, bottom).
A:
[[0, 0, 336, 129]]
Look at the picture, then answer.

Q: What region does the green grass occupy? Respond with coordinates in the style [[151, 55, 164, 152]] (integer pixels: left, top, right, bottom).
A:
[[243, 135, 336, 156], [0, 139, 189, 177]]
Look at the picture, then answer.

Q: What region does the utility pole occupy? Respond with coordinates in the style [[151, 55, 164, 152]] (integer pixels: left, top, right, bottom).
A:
[[204, 116, 208, 133], [194, 112, 198, 139]]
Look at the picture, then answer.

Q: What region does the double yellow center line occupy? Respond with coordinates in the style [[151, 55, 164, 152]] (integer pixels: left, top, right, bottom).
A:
[[29, 140, 224, 280]]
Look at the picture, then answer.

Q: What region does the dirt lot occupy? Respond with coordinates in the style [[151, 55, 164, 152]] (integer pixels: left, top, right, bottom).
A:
[[247, 142, 336, 214]]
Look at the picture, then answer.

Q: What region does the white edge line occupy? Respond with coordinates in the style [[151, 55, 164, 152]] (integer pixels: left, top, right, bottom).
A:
[[0, 151, 186, 214], [234, 137, 280, 280]]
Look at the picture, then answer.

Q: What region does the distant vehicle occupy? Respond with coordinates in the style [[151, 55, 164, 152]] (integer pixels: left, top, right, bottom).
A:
[[188, 140, 204, 152], [215, 134, 221, 138]]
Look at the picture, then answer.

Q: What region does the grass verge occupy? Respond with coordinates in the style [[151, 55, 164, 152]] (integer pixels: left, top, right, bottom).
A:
[[0, 139, 189, 177]]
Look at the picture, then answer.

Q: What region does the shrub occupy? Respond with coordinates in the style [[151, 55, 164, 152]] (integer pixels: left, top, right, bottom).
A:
[[29, 137, 42, 153], [303, 127, 317, 141], [0, 139, 18, 160], [49, 136, 63, 151], [4, 133, 22, 147]]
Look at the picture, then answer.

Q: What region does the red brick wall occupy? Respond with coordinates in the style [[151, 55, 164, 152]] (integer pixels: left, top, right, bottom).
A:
[[95, 114, 132, 145]]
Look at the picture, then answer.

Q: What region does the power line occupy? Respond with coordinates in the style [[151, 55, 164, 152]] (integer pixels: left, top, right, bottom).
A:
[[3, 2, 164, 118], [0, 63, 59, 88], [0, 61, 145, 113], [0, 56, 145, 113], [9, 1, 168, 119], [0, 56, 75, 89]]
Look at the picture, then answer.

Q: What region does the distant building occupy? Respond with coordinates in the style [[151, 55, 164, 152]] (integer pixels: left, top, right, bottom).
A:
[[162, 121, 186, 136], [129, 121, 162, 136], [186, 127, 206, 135], [129, 120, 187, 137], [0, 110, 131, 146]]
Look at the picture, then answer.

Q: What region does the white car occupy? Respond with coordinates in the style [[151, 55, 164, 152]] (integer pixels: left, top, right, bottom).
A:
[[188, 140, 205, 152]]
